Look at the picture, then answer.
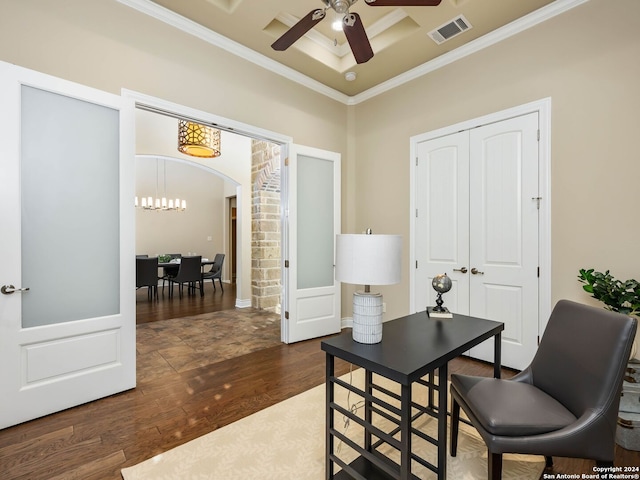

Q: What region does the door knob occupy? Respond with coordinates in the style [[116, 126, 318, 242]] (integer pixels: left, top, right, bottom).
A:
[[1, 285, 30, 295], [470, 268, 484, 275], [453, 267, 468, 274]]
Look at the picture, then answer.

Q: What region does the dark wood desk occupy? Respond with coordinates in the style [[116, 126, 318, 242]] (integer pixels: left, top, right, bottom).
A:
[[321, 312, 504, 480]]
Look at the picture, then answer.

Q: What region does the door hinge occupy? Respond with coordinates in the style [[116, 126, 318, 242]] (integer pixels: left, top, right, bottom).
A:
[[537, 129, 540, 141], [416, 157, 418, 166], [284, 156, 289, 166], [416, 260, 418, 269], [537, 335, 540, 346], [537, 266, 540, 277], [285, 260, 289, 268], [285, 311, 289, 319], [416, 209, 418, 218]]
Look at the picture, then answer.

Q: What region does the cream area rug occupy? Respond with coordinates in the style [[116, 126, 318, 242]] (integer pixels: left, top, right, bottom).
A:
[[121, 369, 545, 480]]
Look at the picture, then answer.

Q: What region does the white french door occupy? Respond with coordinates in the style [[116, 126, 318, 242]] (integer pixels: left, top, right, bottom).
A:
[[0, 61, 136, 429], [414, 112, 540, 370], [281, 144, 341, 343]]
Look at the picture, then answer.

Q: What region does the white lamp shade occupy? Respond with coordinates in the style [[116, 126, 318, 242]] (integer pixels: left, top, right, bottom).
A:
[[335, 234, 402, 286]]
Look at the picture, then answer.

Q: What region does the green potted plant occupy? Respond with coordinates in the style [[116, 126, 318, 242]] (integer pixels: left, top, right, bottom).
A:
[[578, 269, 640, 317]]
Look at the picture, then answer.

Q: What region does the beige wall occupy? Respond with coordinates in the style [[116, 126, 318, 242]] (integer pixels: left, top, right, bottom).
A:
[[2, 0, 639, 326], [0, 0, 348, 307], [352, 0, 640, 320], [0, 0, 347, 152], [135, 109, 251, 298], [135, 157, 226, 261]]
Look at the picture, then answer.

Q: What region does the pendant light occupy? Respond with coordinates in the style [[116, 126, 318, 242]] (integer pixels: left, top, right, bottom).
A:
[[177, 120, 221, 158]]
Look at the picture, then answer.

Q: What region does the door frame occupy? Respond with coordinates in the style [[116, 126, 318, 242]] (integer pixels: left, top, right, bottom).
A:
[[409, 97, 552, 335]]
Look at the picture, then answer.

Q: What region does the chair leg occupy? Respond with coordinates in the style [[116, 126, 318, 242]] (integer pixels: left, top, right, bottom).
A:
[[488, 451, 503, 480], [596, 461, 614, 468], [545, 456, 553, 468], [200, 279, 204, 297], [218, 277, 223, 292], [451, 397, 460, 457]]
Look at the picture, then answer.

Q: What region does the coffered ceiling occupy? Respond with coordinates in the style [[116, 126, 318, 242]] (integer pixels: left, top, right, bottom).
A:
[[126, 0, 578, 99]]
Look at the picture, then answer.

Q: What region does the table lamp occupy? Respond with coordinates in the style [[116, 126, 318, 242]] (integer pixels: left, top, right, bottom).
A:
[[335, 231, 402, 344]]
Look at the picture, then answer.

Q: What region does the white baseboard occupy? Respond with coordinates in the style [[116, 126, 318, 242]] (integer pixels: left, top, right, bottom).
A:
[[235, 298, 251, 308], [341, 317, 353, 330]]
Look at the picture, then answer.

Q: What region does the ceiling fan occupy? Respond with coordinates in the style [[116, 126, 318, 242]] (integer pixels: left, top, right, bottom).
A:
[[271, 0, 442, 64]]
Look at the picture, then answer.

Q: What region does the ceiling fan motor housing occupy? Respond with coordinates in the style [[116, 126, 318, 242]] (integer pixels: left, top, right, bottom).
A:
[[324, 0, 358, 14]]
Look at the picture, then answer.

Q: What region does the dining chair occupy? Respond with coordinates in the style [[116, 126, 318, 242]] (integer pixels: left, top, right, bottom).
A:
[[136, 256, 158, 301], [161, 253, 182, 294], [168, 255, 203, 298], [449, 299, 637, 480], [202, 253, 225, 292]]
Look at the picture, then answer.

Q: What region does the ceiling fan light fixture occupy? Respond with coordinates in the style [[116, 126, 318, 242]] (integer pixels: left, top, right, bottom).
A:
[[332, 14, 344, 31], [177, 120, 221, 158]]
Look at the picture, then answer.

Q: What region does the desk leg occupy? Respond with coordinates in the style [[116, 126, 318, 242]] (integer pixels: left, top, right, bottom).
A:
[[364, 370, 373, 452], [326, 353, 334, 480], [400, 383, 411, 480], [437, 362, 448, 480], [494, 332, 502, 379]]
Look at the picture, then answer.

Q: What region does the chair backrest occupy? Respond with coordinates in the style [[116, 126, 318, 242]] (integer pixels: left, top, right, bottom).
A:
[[136, 257, 158, 287], [529, 299, 637, 418], [167, 253, 182, 259], [173, 256, 202, 283], [136, 254, 148, 258], [211, 253, 225, 275]]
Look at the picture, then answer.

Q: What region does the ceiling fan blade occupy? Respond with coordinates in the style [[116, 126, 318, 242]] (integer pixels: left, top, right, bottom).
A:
[[343, 13, 374, 64], [271, 9, 326, 51], [364, 0, 442, 6]]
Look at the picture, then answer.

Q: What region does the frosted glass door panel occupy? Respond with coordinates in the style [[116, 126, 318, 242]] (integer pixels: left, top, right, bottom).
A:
[[21, 86, 120, 327], [296, 154, 334, 289]]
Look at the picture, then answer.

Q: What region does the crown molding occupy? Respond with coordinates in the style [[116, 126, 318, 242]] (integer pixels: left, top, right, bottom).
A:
[[115, 0, 351, 104], [116, 0, 589, 106], [349, 0, 590, 104]]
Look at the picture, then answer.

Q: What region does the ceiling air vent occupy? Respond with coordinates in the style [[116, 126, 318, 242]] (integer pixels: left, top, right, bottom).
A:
[[428, 15, 472, 45]]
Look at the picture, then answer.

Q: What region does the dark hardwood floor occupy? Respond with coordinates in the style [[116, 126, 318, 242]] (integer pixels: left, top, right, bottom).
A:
[[0, 286, 637, 479], [135, 281, 237, 324]]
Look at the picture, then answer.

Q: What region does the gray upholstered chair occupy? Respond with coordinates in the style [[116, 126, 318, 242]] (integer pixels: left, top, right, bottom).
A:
[[450, 299, 637, 480], [161, 253, 182, 294], [136, 256, 158, 301], [168, 255, 203, 298], [202, 253, 225, 292]]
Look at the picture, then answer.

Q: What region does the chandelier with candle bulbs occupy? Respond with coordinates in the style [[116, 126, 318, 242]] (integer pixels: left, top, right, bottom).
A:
[[135, 158, 186, 212]]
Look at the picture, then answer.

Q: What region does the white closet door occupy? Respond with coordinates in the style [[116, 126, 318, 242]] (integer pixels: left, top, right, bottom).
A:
[[414, 112, 540, 370], [467, 112, 540, 370], [415, 131, 470, 314]]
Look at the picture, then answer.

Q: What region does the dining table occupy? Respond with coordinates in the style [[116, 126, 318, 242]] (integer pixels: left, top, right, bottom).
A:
[[158, 258, 215, 274]]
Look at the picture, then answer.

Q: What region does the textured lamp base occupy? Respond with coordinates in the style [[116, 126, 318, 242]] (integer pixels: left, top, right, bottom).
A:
[[352, 292, 384, 344]]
